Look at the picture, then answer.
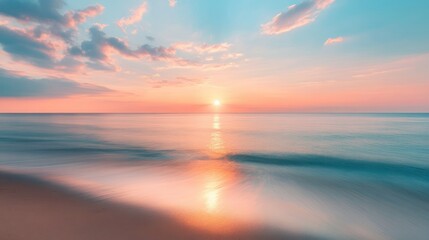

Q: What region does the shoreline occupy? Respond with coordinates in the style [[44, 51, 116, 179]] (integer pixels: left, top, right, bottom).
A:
[[0, 171, 314, 240]]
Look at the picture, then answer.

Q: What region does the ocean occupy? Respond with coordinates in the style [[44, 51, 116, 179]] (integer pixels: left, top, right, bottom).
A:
[[0, 113, 428, 239]]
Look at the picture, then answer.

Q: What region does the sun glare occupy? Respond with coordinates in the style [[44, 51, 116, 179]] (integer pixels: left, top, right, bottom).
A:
[[213, 100, 221, 107]]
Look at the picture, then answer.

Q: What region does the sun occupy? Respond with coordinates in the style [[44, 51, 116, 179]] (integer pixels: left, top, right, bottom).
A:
[[213, 99, 221, 107]]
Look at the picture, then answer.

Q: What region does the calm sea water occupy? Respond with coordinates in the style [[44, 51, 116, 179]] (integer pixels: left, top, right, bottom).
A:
[[0, 113, 428, 239]]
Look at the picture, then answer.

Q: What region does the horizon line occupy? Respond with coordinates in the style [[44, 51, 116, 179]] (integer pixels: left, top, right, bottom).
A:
[[0, 112, 428, 115]]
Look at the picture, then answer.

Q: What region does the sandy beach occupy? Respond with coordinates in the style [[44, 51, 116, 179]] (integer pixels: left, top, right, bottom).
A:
[[0, 171, 314, 240]]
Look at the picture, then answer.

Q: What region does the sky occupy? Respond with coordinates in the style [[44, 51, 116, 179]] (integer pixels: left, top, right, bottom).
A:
[[0, 0, 428, 113]]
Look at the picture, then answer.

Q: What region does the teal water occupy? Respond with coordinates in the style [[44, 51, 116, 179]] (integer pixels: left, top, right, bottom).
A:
[[0, 113, 428, 239]]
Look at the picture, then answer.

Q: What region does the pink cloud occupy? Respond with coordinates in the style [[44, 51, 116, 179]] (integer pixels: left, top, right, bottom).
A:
[[0, 25, 66, 68], [150, 76, 204, 88], [69, 25, 185, 71], [324, 36, 344, 46], [222, 53, 243, 60], [0, 0, 104, 43], [173, 42, 231, 54], [117, 2, 148, 31], [169, 0, 177, 8], [93, 23, 108, 30], [0, 0, 103, 28], [66, 4, 104, 28], [262, 0, 335, 35], [157, 60, 238, 71]]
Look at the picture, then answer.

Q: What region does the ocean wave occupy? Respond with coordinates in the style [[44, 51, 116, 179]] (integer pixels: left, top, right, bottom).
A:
[[228, 153, 429, 181], [0, 134, 173, 164]]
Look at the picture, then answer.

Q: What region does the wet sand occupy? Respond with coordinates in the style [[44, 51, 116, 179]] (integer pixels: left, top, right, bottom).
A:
[[0, 171, 318, 240]]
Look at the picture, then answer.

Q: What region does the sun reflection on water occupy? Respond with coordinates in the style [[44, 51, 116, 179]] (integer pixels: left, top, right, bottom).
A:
[[182, 159, 241, 232], [213, 114, 221, 130], [209, 114, 226, 158], [204, 178, 220, 213], [179, 114, 244, 232], [205, 114, 226, 213]]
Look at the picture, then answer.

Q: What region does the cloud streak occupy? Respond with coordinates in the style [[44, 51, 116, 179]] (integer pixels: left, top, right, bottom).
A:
[[69, 25, 177, 71], [66, 4, 104, 28], [0, 0, 66, 24], [117, 2, 147, 31], [0, 68, 111, 97], [324, 36, 344, 45], [150, 76, 203, 88], [0, 25, 84, 71], [173, 42, 231, 54], [262, 0, 334, 35], [0, 0, 103, 42], [0, 25, 56, 68]]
